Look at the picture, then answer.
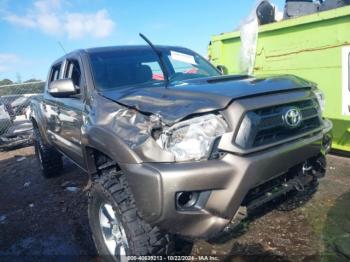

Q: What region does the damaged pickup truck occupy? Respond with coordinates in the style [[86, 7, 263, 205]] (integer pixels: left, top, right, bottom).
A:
[[30, 37, 332, 260]]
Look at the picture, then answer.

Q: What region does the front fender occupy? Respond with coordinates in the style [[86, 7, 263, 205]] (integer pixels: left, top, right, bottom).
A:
[[82, 125, 142, 165]]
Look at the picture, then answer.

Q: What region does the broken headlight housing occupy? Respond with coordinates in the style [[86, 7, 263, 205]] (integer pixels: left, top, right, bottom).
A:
[[156, 114, 228, 162]]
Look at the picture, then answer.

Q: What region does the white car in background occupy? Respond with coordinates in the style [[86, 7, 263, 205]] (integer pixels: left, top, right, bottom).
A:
[[0, 100, 12, 135]]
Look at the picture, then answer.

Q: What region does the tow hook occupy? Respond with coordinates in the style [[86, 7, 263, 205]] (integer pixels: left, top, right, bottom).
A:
[[302, 162, 313, 174], [302, 156, 326, 178]]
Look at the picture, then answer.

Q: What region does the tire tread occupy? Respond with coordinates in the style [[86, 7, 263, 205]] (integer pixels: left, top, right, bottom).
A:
[[91, 168, 175, 256], [33, 126, 63, 177]]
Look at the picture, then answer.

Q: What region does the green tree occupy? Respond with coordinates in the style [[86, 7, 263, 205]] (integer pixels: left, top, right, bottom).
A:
[[0, 79, 14, 86]]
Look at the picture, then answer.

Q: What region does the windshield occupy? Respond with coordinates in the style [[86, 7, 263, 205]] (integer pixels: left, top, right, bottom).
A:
[[89, 47, 220, 91]]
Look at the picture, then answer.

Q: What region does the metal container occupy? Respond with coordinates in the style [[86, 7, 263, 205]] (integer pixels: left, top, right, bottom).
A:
[[209, 6, 350, 152]]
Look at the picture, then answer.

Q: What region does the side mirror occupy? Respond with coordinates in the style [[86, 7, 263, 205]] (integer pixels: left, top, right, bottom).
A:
[[216, 65, 227, 75], [49, 79, 78, 98]]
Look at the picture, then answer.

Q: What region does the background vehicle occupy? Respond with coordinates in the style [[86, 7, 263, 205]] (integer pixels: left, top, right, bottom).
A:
[[6, 94, 42, 117], [0, 98, 13, 135], [31, 44, 332, 260], [0, 97, 15, 121]]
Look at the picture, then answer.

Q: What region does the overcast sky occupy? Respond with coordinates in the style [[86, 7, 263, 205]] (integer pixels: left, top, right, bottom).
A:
[[0, 0, 285, 82]]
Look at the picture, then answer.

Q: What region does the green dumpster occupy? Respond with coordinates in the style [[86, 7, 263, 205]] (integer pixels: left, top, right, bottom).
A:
[[209, 6, 350, 153]]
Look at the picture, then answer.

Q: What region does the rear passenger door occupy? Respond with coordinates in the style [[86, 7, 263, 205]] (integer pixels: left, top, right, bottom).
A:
[[54, 56, 86, 169]]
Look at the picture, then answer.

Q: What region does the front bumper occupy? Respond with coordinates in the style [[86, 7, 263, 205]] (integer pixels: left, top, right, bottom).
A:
[[122, 120, 332, 239]]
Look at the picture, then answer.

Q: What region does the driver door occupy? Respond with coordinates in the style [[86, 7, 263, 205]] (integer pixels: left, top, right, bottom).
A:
[[55, 57, 86, 169]]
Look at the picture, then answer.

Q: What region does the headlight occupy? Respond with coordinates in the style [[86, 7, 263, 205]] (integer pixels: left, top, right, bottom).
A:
[[156, 114, 228, 162], [313, 89, 325, 112]]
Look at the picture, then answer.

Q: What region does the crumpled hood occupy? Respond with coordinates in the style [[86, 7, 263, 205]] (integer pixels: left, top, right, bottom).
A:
[[101, 75, 313, 124]]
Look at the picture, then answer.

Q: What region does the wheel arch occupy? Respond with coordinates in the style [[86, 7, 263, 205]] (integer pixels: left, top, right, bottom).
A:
[[30, 115, 50, 145], [82, 126, 142, 176], [84, 146, 122, 176]]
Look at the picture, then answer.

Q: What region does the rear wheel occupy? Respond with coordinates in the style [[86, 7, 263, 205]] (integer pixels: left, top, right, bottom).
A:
[[33, 125, 63, 178], [88, 168, 175, 261]]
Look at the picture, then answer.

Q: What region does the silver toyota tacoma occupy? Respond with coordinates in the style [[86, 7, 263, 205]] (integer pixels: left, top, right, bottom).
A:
[[30, 39, 332, 260]]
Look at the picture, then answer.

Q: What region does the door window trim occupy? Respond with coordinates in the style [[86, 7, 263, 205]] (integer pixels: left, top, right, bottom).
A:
[[61, 56, 86, 101]]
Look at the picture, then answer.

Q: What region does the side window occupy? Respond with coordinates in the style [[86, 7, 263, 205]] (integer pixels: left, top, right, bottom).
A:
[[65, 60, 82, 88], [63, 59, 83, 99], [50, 63, 61, 82]]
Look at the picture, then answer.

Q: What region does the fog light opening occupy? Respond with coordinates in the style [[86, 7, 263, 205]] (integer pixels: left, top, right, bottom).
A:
[[177, 191, 199, 209]]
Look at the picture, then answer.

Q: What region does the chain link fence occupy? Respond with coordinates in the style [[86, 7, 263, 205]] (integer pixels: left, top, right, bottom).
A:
[[0, 81, 45, 151]]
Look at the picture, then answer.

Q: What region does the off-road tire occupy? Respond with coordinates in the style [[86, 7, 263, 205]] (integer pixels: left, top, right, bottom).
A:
[[33, 125, 63, 178], [88, 168, 175, 261]]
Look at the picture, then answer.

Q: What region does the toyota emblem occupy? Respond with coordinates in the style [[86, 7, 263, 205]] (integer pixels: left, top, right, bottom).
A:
[[283, 107, 302, 128]]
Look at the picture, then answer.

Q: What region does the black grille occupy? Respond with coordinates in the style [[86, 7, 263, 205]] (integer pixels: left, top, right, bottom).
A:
[[235, 99, 322, 149]]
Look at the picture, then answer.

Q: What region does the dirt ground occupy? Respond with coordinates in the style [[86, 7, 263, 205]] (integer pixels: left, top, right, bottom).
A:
[[0, 146, 349, 261]]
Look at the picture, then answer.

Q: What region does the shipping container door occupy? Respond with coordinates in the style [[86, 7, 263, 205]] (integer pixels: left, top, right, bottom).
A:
[[342, 47, 350, 116]]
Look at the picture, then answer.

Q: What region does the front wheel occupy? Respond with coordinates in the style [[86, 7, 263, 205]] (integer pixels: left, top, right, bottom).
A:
[[88, 168, 175, 261]]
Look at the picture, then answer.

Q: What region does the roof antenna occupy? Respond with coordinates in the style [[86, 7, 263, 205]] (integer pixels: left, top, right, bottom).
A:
[[139, 33, 169, 88], [58, 41, 67, 54]]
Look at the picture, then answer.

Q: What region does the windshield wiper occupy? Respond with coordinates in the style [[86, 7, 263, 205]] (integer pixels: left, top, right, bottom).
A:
[[139, 33, 170, 88]]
